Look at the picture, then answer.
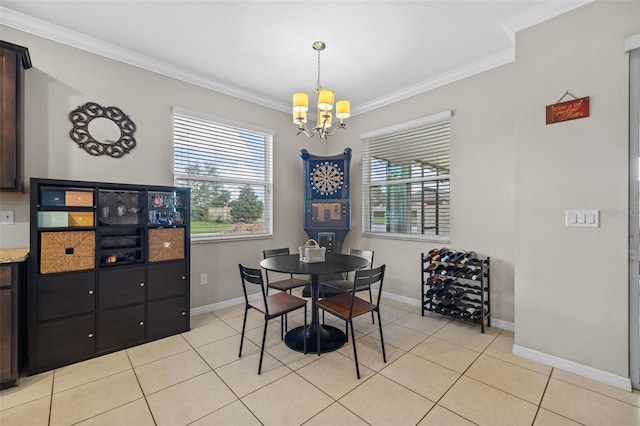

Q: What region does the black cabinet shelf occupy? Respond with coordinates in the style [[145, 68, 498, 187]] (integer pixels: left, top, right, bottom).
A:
[[421, 249, 490, 333], [28, 178, 191, 374]]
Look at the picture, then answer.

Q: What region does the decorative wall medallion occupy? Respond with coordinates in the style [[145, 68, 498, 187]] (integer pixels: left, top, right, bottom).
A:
[[69, 102, 136, 158]]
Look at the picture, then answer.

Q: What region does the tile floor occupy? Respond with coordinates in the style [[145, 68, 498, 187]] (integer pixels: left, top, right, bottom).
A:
[[2, 292, 640, 425]]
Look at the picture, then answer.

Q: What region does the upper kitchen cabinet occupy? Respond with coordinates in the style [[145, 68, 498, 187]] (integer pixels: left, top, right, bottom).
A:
[[1, 41, 31, 192]]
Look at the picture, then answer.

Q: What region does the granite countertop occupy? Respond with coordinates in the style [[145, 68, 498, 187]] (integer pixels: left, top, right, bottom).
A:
[[0, 248, 29, 263]]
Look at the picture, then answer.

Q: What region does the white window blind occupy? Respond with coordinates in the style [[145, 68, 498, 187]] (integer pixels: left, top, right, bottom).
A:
[[173, 107, 273, 241], [362, 111, 451, 241]]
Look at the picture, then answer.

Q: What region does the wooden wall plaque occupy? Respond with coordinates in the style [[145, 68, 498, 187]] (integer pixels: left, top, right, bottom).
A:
[[546, 96, 590, 125]]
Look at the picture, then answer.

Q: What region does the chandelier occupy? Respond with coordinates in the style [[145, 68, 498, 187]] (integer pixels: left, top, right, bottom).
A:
[[293, 41, 350, 139]]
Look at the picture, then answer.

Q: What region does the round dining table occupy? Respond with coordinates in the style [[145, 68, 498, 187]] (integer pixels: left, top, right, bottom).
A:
[[259, 253, 370, 354]]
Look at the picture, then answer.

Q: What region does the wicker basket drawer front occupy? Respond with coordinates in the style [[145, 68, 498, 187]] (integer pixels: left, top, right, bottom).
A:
[[148, 228, 185, 262], [37, 272, 95, 321], [40, 231, 95, 274]]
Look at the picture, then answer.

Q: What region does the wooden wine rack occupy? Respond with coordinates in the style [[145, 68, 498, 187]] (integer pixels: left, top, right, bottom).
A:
[[421, 250, 490, 333]]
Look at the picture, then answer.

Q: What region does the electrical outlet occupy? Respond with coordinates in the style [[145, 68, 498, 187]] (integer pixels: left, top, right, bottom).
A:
[[200, 273, 208, 285], [0, 210, 15, 225]]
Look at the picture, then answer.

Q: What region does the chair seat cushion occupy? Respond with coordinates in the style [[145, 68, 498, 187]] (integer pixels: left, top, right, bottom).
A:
[[250, 291, 307, 318], [316, 293, 376, 320], [267, 277, 310, 291]]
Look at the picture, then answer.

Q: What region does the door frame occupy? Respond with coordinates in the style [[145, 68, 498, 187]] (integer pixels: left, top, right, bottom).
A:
[[628, 35, 640, 390]]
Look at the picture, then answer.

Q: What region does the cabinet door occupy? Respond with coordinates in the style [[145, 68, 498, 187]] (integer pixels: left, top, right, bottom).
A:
[[98, 266, 145, 310], [147, 296, 187, 341], [1, 46, 20, 191], [147, 261, 186, 300], [0, 288, 13, 382], [98, 305, 145, 352], [37, 272, 95, 321], [36, 314, 95, 369]]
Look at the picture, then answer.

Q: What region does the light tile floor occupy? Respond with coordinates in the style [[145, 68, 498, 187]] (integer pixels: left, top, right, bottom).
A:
[[3, 292, 640, 425]]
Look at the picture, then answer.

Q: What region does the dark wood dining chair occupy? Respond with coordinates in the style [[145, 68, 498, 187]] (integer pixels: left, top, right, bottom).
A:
[[263, 248, 311, 336], [315, 264, 386, 379], [238, 264, 307, 374], [322, 248, 375, 324]]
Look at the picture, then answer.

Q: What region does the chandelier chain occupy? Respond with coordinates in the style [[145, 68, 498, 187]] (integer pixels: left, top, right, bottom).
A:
[[316, 48, 322, 90]]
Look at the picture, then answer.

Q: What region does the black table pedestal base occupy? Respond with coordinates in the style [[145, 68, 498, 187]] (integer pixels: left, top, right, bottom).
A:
[[284, 324, 346, 354]]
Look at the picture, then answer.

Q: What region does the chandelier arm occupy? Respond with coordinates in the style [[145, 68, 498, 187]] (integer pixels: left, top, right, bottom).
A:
[[323, 123, 347, 137]]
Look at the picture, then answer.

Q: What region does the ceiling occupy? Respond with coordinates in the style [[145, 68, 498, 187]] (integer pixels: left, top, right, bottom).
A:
[[0, 1, 589, 115]]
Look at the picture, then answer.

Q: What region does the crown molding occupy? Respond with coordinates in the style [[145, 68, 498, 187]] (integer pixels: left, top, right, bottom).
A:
[[1, 2, 592, 118], [0, 6, 291, 114], [501, 0, 593, 43], [353, 48, 515, 116]]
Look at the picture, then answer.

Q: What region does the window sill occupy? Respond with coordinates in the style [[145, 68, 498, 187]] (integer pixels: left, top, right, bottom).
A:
[[191, 233, 273, 244], [362, 232, 450, 244]]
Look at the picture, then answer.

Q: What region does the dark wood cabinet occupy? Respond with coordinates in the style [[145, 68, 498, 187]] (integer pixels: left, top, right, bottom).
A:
[[28, 178, 190, 374], [0, 41, 31, 192], [36, 272, 95, 321], [98, 266, 145, 310], [98, 305, 145, 351], [0, 257, 27, 389], [148, 296, 188, 341], [148, 261, 187, 300], [36, 314, 95, 368]]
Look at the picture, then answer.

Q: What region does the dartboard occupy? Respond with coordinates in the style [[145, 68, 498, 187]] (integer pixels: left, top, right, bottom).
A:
[[310, 161, 344, 195]]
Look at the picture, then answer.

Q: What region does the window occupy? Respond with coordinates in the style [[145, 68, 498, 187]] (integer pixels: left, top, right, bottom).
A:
[[173, 107, 273, 242], [361, 111, 451, 241]]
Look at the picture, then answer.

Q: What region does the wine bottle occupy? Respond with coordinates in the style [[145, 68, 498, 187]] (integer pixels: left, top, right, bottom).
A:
[[450, 251, 466, 263], [425, 288, 436, 297], [463, 267, 476, 279], [443, 278, 455, 287], [426, 262, 439, 272], [434, 265, 448, 276], [451, 288, 465, 300], [427, 248, 440, 259], [440, 250, 456, 262], [472, 309, 486, 321], [460, 251, 477, 265], [450, 305, 462, 316]]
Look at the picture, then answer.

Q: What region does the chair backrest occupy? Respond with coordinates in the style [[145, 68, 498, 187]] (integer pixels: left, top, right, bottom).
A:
[[349, 248, 374, 269], [263, 247, 290, 259], [349, 264, 386, 314], [238, 264, 269, 314], [262, 248, 292, 280]]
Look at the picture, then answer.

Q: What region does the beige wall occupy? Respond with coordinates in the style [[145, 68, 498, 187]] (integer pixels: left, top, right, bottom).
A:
[[0, 26, 311, 307], [514, 0, 640, 377], [329, 63, 516, 324], [1, 0, 638, 381]]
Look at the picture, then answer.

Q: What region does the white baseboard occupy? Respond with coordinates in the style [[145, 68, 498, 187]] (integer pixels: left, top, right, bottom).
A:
[[512, 344, 632, 391], [490, 318, 515, 332], [191, 291, 516, 333], [380, 291, 515, 332]]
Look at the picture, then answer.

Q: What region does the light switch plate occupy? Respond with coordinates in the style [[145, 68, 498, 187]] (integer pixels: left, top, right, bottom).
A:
[[566, 210, 599, 228], [0, 210, 14, 225]]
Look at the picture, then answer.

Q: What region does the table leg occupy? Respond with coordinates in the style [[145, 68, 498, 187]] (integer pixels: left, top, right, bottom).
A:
[[284, 273, 346, 353]]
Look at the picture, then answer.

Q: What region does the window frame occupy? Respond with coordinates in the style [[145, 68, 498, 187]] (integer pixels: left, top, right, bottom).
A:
[[361, 110, 452, 243], [172, 107, 274, 243]]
